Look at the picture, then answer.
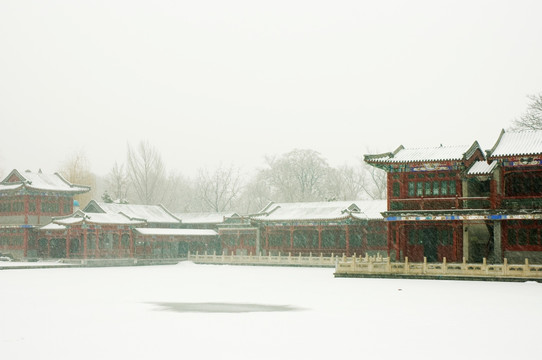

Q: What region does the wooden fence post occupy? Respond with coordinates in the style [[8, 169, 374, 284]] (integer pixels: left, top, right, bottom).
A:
[[423, 257, 427, 274]]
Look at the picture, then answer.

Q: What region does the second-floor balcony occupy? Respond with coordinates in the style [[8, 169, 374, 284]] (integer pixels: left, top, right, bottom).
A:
[[390, 196, 492, 211], [501, 197, 542, 210]]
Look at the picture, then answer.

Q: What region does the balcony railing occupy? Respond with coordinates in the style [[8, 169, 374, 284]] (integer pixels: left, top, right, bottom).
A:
[[390, 196, 491, 211], [501, 197, 542, 210]]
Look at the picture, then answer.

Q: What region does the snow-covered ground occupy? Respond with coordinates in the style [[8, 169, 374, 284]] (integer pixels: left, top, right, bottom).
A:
[[1, 262, 541, 360]]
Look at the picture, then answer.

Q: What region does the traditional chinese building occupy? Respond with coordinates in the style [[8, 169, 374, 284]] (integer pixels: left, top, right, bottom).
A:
[[485, 129, 542, 263], [175, 211, 256, 255], [365, 129, 542, 264], [237, 200, 388, 257], [37, 202, 219, 259], [0, 169, 90, 259]]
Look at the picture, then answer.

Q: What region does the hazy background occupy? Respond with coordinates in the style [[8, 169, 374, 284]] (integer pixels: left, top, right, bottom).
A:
[[1, 0, 541, 177]]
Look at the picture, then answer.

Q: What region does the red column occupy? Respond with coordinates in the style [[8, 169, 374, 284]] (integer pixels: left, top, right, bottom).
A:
[[396, 225, 401, 261], [66, 229, 70, 259], [317, 226, 322, 249], [130, 230, 134, 257], [386, 223, 392, 258], [24, 195, 29, 225], [290, 226, 294, 250], [83, 227, 88, 259], [37, 197, 41, 225], [23, 228, 28, 258], [345, 225, 350, 256], [95, 228, 99, 258], [118, 230, 122, 258]]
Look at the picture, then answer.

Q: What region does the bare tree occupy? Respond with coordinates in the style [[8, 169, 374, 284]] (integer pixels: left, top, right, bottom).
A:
[[236, 172, 273, 214], [60, 150, 96, 207], [261, 149, 331, 202], [105, 162, 129, 203], [324, 165, 365, 201], [126, 141, 166, 205], [360, 161, 387, 200], [511, 93, 542, 130], [196, 165, 242, 212], [159, 171, 197, 212]]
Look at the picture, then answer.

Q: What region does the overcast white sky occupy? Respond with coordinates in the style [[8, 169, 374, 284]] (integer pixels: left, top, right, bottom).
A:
[[1, 0, 541, 178]]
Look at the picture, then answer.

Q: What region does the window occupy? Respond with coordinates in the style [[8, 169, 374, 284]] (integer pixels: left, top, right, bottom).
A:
[[433, 181, 440, 196], [425, 182, 431, 196], [408, 182, 415, 196], [417, 182, 423, 196], [450, 181, 456, 195], [505, 171, 542, 197], [350, 232, 362, 247], [529, 228, 539, 245], [441, 181, 448, 195], [293, 232, 307, 248], [508, 228, 517, 245], [392, 182, 400, 197], [406, 179, 457, 198]]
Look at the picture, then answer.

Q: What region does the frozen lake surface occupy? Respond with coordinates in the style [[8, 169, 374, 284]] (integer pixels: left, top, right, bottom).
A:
[[1, 262, 541, 360]]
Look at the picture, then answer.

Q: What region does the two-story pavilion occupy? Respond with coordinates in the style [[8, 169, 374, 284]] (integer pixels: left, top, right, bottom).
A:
[[485, 129, 542, 263], [0, 169, 90, 259], [365, 142, 489, 263], [366, 129, 542, 264]]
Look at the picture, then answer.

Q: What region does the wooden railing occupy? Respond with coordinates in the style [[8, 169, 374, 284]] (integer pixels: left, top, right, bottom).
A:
[[390, 196, 491, 210], [335, 256, 542, 280], [188, 251, 344, 267]]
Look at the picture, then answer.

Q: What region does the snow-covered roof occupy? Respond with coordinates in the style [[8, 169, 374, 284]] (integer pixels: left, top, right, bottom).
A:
[[487, 129, 542, 158], [365, 142, 482, 164], [175, 212, 238, 224], [0, 183, 23, 191], [39, 223, 67, 231], [134, 228, 217, 237], [84, 201, 180, 224], [53, 210, 145, 226], [252, 200, 386, 222], [0, 169, 90, 194], [467, 161, 498, 176]]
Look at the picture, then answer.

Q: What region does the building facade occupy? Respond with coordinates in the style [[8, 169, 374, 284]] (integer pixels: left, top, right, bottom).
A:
[[0, 169, 90, 259], [217, 200, 388, 257], [365, 129, 542, 263]]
